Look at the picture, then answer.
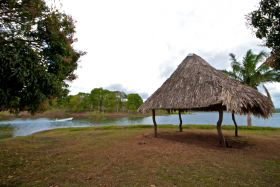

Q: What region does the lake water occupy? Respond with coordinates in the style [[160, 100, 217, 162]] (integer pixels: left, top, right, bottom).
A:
[[0, 112, 279, 137]]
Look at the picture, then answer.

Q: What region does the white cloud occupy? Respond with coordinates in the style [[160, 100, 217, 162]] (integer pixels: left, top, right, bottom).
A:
[[58, 0, 279, 107]]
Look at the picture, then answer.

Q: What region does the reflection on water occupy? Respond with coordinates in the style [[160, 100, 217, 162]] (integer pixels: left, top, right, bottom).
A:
[[0, 118, 92, 137], [0, 112, 279, 137]]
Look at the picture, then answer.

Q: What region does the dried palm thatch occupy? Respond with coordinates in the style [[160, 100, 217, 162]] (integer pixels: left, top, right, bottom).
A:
[[138, 54, 274, 147], [138, 54, 274, 118]]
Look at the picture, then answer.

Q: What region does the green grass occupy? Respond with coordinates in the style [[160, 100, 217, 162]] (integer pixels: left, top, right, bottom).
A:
[[0, 125, 280, 186], [0, 124, 278, 140], [0, 125, 14, 139]]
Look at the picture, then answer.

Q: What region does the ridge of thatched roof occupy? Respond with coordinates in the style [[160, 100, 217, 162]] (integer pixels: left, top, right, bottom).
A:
[[138, 54, 274, 118]]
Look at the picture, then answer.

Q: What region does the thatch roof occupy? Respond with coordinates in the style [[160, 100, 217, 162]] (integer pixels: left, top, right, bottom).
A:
[[138, 54, 274, 118]]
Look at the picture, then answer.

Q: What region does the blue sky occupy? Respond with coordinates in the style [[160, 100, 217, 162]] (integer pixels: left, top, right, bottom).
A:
[[58, 0, 280, 107]]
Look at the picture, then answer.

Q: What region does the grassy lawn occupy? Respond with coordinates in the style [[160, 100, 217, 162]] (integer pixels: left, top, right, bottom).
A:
[[0, 125, 280, 186], [0, 125, 14, 139]]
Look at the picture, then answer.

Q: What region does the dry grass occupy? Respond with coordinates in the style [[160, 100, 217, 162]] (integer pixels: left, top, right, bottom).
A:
[[0, 126, 280, 186]]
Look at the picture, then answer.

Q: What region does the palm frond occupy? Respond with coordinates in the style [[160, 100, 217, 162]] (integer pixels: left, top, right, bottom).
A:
[[251, 70, 279, 86], [259, 70, 280, 82], [256, 62, 270, 74], [229, 53, 244, 81], [255, 51, 267, 64], [262, 85, 271, 100], [223, 70, 243, 82], [229, 53, 237, 63], [228, 49, 280, 88], [243, 49, 257, 77]]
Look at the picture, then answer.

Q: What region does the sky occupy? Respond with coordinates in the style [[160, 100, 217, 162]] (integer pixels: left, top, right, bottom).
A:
[[58, 0, 280, 107]]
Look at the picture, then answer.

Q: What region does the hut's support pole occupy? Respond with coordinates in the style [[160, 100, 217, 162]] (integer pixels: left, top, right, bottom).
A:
[[217, 109, 226, 147], [247, 113, 252, 127], [179, 110, 183, 132], [152, 109, 157, 137], [232, 112, 238, 137]]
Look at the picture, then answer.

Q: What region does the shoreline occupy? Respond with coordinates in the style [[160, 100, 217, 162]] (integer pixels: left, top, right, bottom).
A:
[[1, 110, 279, 121], [1, 124, 279, 140], [0, 110, 150, 120]]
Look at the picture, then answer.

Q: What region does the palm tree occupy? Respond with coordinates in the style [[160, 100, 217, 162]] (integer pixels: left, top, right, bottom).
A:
[[226, 49, 279, 126]]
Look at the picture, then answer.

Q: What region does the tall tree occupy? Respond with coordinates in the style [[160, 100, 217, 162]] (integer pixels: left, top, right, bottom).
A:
[[114, 91, 126, 112], [68, 95, 83, 112], [225, 49, 279, 126], [79, 93, 92, 112], [89, 88, 112, 112], [126, 93, 143, 112], [0, 0, 83, 113], [247, 0, 280, 69]]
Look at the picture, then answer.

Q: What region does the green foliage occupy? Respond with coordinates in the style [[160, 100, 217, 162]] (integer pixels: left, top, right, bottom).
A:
[[225, 50, 280, 88], [247, 0, 280, 69], [68, 95, 83, 112], [126, 93, 143, 112], [79, 93, 92, 111], [0, 0, 83, 113], [89, 88, 126, 112], [54, 88, 143, 113], [225, 50, 279, 126]]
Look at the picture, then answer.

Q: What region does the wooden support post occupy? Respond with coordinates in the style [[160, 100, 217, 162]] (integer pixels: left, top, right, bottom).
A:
[[152, 109, 157, 137], [217, 109, 226, 147], [247, 113, 252, 126], [179, 110, 183, 132], [232, 112, 238, 137]]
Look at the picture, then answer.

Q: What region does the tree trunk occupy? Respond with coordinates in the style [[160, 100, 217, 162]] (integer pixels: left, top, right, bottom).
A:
[[247, 113, 252, 126], [232, 112, 238, 137], [178, 110, 183, 132], [217, 109, 226, 147], [152, 109, 157, 137], [115, 99, 119, 112]]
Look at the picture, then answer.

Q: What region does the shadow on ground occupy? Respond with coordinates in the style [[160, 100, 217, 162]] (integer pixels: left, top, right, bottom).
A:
[[142, 130, 253, 149]]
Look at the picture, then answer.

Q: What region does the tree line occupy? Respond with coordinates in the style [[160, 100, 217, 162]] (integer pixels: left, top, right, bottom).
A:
[[46, 88, 143, 113]]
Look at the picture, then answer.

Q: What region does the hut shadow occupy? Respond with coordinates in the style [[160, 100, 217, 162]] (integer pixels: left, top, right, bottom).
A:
[[155, 131, 252, 149]]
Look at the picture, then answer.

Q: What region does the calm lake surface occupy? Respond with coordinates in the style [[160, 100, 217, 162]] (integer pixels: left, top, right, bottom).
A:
[[0, 112, 279, 137]]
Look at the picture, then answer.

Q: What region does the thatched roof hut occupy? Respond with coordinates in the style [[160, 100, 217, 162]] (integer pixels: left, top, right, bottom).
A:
[[138, 54, 274, 146]]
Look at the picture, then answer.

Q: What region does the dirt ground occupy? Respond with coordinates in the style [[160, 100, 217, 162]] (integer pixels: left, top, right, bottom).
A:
[[0, 127, 279, 186]]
